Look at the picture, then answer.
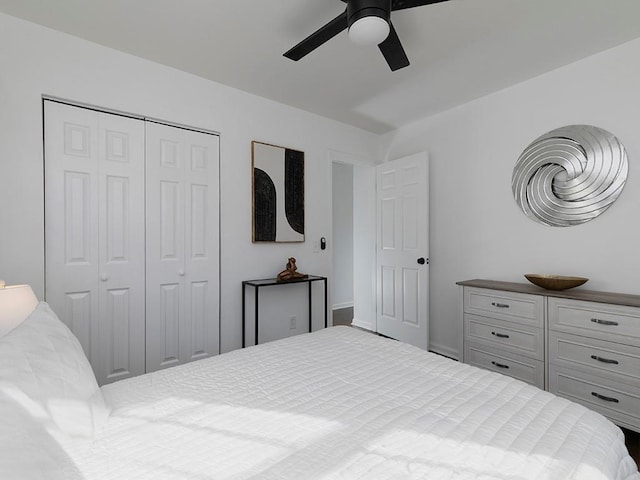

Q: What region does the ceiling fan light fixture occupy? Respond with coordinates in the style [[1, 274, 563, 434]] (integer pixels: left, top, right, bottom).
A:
[[284, 0, 439, 71], [348, 15, 390, 45]]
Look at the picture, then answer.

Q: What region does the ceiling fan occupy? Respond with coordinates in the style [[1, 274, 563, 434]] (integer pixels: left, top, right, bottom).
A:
[[284, 0, 450, 71]]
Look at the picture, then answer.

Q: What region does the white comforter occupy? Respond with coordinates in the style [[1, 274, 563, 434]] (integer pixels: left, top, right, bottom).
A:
[[73, 326, 638, 480]]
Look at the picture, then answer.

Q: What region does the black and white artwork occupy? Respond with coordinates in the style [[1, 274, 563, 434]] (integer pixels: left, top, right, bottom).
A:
[[252, 141, 304, 242]]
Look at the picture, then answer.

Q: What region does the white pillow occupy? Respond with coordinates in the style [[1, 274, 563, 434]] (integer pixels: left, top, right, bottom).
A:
[[0, 384, 84, 480], [0, 302, 109, 438]]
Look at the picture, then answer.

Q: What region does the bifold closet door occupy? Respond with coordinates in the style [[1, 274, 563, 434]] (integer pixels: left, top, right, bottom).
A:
[[145, 122, 220, 372], [44, 101, 145, 385]]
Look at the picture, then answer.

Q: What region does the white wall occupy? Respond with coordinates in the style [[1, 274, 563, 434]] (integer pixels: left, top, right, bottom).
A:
[[331, 162, 354, 309], [0, 13, 378, 353], [380, 38, 640, 359]]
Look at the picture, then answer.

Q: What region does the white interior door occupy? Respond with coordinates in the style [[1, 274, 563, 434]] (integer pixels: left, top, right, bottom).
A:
[[45, 100, 145, 384], [145, 122, 220, 372], [376, 152, 429, 349]]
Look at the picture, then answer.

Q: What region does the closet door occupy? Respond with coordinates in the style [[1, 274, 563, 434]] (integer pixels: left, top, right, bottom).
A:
[[45, 101, 145, 385], [145, 122, 220, 372]]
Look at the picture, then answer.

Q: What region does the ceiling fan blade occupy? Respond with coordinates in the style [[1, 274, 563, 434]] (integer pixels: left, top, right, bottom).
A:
[[391, 0, 450, 11], [284, 11, 348, 61], [378, 22, 409, 71]]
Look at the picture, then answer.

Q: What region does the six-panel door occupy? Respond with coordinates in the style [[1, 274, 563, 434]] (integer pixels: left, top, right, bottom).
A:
[[45, 101, 220, 383], [145, 122, 220, 372], [45, 101, 146, 385], [375, 152, 429, 349]]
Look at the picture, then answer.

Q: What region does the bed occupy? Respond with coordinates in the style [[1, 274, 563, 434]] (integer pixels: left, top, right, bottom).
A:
[[1, 303, 638, 480]]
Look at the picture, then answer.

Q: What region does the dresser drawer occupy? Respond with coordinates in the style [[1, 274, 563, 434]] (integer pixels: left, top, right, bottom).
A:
[[464, 287, 543, 327], [465, 314, 543, 360], [549, 365, 640, 431], [549, 298, 640, 346], [549, 331, 640, 386], [465, 342, 544, 388]]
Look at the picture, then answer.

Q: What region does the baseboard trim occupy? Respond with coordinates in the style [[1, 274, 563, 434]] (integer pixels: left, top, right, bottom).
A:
[[332, 302, 354, 311], [352, 317, 374, 332], [429, 343, 460, 361]]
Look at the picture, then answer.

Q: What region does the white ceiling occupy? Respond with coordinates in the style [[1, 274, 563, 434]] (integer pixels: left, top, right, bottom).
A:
[[1, 0, 640, 134]]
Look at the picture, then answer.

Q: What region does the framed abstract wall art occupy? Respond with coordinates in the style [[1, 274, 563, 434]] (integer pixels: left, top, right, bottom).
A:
[[252, 141, 305, 242]]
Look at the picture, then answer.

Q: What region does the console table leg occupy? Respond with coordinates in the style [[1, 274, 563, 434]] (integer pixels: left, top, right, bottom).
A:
[[308, 282, 312, 334], [254, 286, 259, 345], [242, 283, 246, 348], [324, 278, 328, 328]]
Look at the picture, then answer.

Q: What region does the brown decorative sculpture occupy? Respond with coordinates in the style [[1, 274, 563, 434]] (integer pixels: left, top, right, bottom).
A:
[[277, 257, 308, 282]]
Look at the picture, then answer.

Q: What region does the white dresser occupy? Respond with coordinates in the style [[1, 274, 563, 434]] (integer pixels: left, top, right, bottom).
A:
[[462, 286, 545, 388], [458, 279, 640, 432]]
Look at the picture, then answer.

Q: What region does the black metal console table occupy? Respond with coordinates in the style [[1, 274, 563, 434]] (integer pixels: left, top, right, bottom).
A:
[[242, 275, 328, 347]]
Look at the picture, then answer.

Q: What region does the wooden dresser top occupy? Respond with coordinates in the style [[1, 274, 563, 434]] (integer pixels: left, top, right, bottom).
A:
[[457, 279, 640, 308]]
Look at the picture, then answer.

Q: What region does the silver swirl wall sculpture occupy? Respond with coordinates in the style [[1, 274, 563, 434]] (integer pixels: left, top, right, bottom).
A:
[[512, 125, 628, 227]]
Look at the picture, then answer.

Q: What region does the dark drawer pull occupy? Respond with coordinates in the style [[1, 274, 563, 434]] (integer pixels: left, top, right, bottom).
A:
[[591, 391, 619, 403], [591, 318, 619, 326], [491, 302, 510, 308], [590, 355, 619, 365], [491, 361, 509, 369], [491, 331, 510, 339]]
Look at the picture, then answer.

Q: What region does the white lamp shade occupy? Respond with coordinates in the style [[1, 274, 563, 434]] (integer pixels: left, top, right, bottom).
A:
[[348, 16, 390, 46], [0, 285, 38, 337]]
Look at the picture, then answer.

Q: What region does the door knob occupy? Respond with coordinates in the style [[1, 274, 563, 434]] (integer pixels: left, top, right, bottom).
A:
[[178, 269, 185, 277], [100, 273, 109, 282], [417, 257, 426, 265]]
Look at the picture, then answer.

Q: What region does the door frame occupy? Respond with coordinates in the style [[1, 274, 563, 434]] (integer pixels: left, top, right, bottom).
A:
[[327, 150, 376, 331]]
